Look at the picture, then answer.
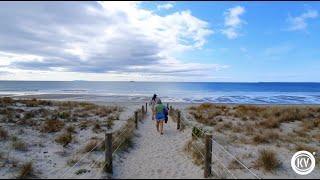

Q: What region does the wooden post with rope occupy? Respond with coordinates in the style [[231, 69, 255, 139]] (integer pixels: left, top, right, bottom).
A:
[[177, 111, 181, 130], [146, 102, 148, 113], [105, 133, 113, 174], [135, 111, 138, 129], [204, 134, 212, 178], [142, 105, 145, 116]]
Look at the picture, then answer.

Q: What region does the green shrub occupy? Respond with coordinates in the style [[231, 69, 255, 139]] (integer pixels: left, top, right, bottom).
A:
[[58, 112, 70, 119]]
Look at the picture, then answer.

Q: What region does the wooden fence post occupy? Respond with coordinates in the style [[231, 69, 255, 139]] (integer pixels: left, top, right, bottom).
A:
[[105, 133, 113, 174], [204, 134, 212, 178], [167, 103, 169, 109], [191, 128, 195, 141], [142, 105, 145, 115], [146, 102, 148, 113], [177, 111, 181, 130], [135, 111, 138, 129]]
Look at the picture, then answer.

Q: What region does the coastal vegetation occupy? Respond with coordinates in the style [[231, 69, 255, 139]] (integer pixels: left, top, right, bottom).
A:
[[0, 97, 127, 178], [186, 103, 320, 176]]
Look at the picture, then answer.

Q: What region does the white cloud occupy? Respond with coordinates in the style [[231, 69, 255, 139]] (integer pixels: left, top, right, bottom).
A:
[[221, 6, 246, 39], [0, 1, 225, 81], [286, 9, 318, 31], [157, 3, 174, 10]]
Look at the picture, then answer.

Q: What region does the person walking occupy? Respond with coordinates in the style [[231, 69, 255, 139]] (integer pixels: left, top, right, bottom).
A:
[[149, 94, 160, 120], [155, 99, 166, 135], [164, 105, 169, 124]]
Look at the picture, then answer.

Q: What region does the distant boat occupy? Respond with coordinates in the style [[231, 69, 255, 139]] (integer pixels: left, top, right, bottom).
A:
[[130, 81, 135, 83]]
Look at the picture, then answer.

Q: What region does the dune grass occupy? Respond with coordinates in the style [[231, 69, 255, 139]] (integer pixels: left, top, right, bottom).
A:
[[255, 149, 280, 172], [92, 122, 102, 133], [65, 125, 77, 134], [0, 97, 14, 106], [184, 138, 205, 166], [111, 116, 137, 153], [16, 161, 35, 179], [188, 104, 319, 145], [187, 103, 319, 176], [81, 139, 101, 153], [0, 97, 134, 179], [189, 104, 318, 128], [0, 127, 8, 141], [55, 132, 73, 147], [0, 97, 123, 128], [40, 119, 65, 133], [11, 139, 28, 151]]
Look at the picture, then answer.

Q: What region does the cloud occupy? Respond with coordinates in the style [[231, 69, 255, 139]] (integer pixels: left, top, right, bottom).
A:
[[286, 9, 318, 31], [0, 1, 225, 81], [157, 3, 174, 10], [0, 71, 12, 76], [221, 6, 246, 39], [125, 61, 228, 75]]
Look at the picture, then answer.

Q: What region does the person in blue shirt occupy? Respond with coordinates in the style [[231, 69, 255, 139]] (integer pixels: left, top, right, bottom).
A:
[[155, 99, 166, 135]]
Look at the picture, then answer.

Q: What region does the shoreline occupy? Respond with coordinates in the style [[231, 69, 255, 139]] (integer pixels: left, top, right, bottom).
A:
[[3, 90, 319, 106], [1, 93, 320, 106]]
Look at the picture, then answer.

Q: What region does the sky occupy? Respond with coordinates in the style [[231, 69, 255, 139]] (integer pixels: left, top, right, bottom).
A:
[[0, 1, 319, 82]]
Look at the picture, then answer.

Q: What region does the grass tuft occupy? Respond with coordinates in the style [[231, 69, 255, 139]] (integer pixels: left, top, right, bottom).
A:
[[66, 125, 76, 134], [259, 118, 280, 129], [11, 139, 28, 151], [92, 122, 102, 133], [184, 139, 205, 166], [0, 127, 8, 141], [256, 149, 280, 172], [40, 119, 65, 133], [81, 140, 100, 153], [55, 132, 73, 147], [295, 143, 318, 153], [1, 97, 14, 105], [16, 162, 34, 179]]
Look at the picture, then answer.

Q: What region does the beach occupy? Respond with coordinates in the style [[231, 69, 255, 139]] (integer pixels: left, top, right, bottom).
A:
[[0, 93, 319, 179]]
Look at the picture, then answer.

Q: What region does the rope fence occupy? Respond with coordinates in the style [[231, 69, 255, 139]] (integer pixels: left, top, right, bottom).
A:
[[60, 140, 104, 178], [49, 104, 147, 179], [48, 102, 259, 179], [169, 105, 260, 179]]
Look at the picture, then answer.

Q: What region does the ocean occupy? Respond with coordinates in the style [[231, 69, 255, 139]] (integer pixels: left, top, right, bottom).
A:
[[0, 81, 320, 104]]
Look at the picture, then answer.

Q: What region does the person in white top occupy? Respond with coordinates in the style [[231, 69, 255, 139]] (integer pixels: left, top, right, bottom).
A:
[[149, 94, 160, 120]]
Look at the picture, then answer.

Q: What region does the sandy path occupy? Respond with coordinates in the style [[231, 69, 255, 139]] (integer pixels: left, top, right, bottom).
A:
[[113, 113, 203, 179]]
